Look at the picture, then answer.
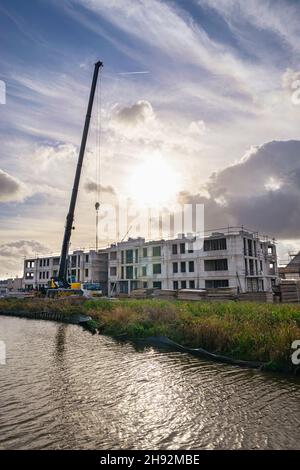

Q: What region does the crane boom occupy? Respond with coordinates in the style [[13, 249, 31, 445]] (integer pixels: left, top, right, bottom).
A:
[[58, 61, 103, 286]]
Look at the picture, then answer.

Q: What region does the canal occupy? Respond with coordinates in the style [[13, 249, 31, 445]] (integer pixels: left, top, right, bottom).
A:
[[0, 316, 299, 449]]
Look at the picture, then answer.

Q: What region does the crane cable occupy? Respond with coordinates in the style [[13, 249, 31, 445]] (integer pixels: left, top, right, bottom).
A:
[[95, 71, 101, 251]]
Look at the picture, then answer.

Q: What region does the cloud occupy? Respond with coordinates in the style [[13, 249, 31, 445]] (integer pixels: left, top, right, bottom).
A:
[[188, 120, 207, 136], [0, 169, 28, 202], [84, 180, 117, 202], [179, 140, 300, 238], [0, 239, 49, 258], [0, 240, 50, 278], [114, 100, 155, 126]]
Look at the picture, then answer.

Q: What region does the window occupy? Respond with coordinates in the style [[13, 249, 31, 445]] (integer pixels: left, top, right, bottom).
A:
[[134, 267, 138, 279], [188, 243, 194, 253], [173, 262, 178, 273], [173, 281, 178, 290], [47, 259, 50, 267], [110, 266, 117, 276], [248, 239, 253, 256], [39, 272, 42, 279], [181, 280, 187, 289], [135, 249, 139, 263], [153, 246, 161, 257], [126, 250, 133, 264], [121, 266, 124, 279], [204, 238, 227, 251], [26, 260, 35, 269], [180, 262, 186, 273], [25, 272, 34, 279], [180, 243, 185, 254], [244, 259, 248, 275], [172, 244, 178, 254], [143, 247, 148, 258], [153, 263, 161, 274], [53, 257, 60, 265], [269, 262, 275, 274], [253, 241, 257, 257], [39, 259, 43, 267], [53, 270, 58, 277], [204, 259, 228, 271], [189, 280, 195, 289], [110, 251, 117, 261], [189, 261, 194, 272], [249, 259, 254, 275], [121, 251, 124, 264], [42, 272, 45, 279], [153, 281, 162, 289], [43, 259, 46, 267], [71, 255, 77, 268], [260, 260, 263, 272], [268, 246, 273, 255], [142, 266, 147, 276], [85, 254, 89, 263], [126, 266, 133, 279], [143, 282, 148, 288], [205, 279, 229, 288]]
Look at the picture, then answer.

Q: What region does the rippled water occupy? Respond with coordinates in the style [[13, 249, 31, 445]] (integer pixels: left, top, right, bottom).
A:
[[0, 316, 299, 450]]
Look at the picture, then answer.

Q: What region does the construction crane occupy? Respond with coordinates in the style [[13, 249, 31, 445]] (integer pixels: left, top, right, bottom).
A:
[[49, 61, 103, 293]]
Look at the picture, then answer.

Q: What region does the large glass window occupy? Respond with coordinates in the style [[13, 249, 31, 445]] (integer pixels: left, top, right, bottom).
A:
[[205, 279, 229, 288], [204, 238, 227, 251], [153, 281, 162, 289], [153, 246, 161, 257], [126, 265, 133, 279], [126, 250, 133, 264], [204, 259, 228, 271], [153, 263, 161, 274]]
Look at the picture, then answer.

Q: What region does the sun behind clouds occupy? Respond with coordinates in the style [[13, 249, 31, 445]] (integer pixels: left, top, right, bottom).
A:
[[128, 154, 181, 208]]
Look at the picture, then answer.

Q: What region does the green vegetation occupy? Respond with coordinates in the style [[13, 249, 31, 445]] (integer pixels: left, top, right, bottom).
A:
[[1, 297, 300, 373]]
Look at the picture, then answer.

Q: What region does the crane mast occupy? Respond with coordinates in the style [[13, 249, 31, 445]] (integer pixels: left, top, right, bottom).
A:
[[58, 61, 103, 287]]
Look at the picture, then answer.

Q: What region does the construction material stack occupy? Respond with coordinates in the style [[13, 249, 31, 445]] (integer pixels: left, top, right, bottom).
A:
[[279, 280, 300, 303], [239, 291, 273, 303]]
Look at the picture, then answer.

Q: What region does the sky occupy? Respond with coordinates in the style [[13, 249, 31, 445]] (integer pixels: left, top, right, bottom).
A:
[[1, 0, 300, 277]]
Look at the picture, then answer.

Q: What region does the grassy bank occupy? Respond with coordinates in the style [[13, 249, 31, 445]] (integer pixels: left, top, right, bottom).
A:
[[0, 297, 300, 373]]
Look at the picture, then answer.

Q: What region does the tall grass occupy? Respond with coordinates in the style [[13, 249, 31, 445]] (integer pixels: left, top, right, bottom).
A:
[[1, 297, 299, 372]]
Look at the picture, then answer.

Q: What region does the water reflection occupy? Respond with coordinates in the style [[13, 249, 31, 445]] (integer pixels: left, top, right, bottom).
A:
[[0, 316, 299, 450]]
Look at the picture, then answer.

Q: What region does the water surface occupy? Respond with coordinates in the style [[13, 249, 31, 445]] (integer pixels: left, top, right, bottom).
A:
[[0, 316, 299, 449]]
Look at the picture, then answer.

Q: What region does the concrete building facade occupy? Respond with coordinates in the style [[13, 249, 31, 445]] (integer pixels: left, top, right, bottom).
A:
[[23, 228, 279, 296], [23, 249, 108, 292], [106, 228, 278, 296]]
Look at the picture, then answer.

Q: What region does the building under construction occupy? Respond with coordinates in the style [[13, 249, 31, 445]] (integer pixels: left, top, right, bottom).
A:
[[23, 226, 279, 296]]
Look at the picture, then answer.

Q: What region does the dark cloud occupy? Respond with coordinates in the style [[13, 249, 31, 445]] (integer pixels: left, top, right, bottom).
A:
[[0, 169, 24, 202], [179, 140, 300, 239], [0, 240, 49, 258], [84, 180, 116, 196], [114, 100, 154, 126]]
